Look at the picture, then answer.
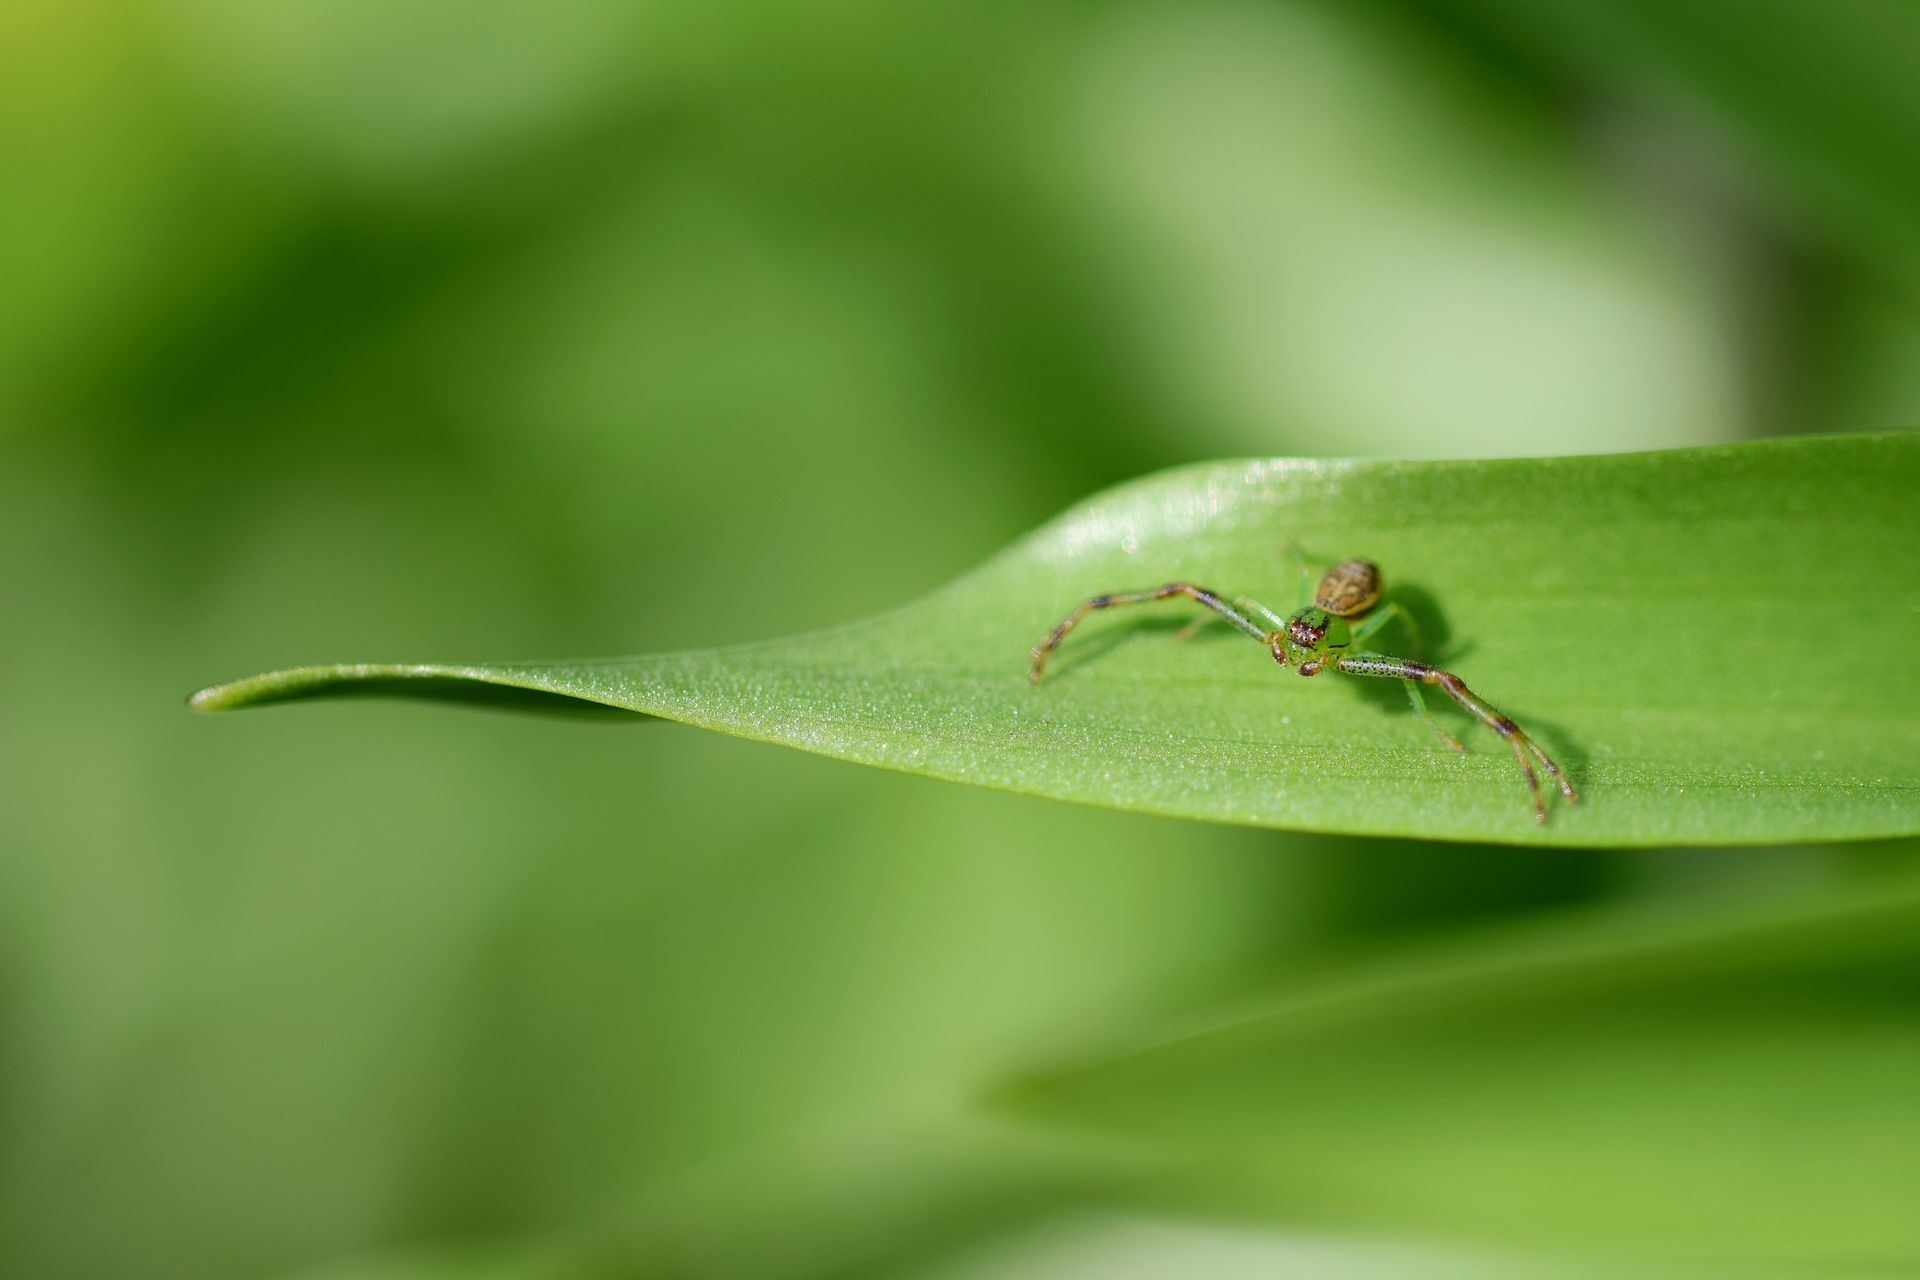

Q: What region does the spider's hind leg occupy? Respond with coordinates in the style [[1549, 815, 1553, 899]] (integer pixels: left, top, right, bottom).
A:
[[1281, 540, 1318, 609]]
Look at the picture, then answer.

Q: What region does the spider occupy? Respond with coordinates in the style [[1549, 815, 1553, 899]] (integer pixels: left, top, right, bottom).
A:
[[1028, 550, 1578, 824]]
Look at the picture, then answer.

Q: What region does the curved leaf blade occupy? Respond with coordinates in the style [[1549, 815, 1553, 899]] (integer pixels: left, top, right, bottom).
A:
[[191, 434, 1920, 847], [990, 882, 1920, 1261]]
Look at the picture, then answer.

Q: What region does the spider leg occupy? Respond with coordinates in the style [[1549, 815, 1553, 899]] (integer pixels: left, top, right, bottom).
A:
[[1282, 540, 1317, 609], [1234, 594, 1292, 631], [1346, 605, 1464, 753], [1333, 653, 1576, 824], [1172, 594, 1288, 643], [1348, 600, 1421, 650], [1506, 738, 1545, 824], [1030, 582, 1273, 682]]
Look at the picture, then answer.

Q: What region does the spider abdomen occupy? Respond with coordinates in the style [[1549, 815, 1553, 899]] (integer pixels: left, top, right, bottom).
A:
[[1314, 558, 1381, 617]]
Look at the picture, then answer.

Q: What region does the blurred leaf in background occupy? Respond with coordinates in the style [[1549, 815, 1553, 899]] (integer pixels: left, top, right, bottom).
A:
[[1, 0, 1916, 1278], [1002, 875, 1920, 1265]]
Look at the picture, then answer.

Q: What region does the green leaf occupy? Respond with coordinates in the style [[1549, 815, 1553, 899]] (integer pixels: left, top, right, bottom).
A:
[[190, 433, 1920, 847], [990, 879, 1920, 1262]]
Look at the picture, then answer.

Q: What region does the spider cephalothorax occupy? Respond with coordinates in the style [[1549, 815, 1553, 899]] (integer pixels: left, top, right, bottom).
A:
[[1277, 607, 1351, 674]]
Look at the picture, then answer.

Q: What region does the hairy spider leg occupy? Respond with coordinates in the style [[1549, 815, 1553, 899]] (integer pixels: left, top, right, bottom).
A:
[[1333, 654, 1577, 824], [1174, 591, 1292, 646], [1346, 605, 1466, 753], [1167, 593, 1288, 644], [1030, 582, 1272, 682], [1233, 594, 1292, 631]]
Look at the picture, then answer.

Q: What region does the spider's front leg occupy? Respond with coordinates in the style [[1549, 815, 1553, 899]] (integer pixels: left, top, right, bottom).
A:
[[1334, 653, 1577, 824], [1347, 603, 1465, 753], [1029, 582, 1273, 682]]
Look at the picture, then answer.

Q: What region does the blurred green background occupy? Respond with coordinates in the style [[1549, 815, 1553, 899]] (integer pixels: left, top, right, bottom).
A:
[[3, 1, 1918, 1276]]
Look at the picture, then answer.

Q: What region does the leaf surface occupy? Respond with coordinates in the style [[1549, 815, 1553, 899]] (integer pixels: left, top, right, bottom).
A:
[[191, 434, 1920, 847], [992, 881, 1920, 1261]]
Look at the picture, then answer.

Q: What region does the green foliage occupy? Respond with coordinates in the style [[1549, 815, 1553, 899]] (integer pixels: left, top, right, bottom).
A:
[[12, 0, 1920, 1274], [194, 433, 1920, 848], [1000, 880, 1920, 1262]]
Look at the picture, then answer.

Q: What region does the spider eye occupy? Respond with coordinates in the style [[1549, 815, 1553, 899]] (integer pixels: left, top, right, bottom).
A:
[[1286, 611, 1328, 648]]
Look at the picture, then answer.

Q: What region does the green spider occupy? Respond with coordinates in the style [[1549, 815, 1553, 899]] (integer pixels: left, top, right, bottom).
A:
[[1028, 551, 1578, 824]]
